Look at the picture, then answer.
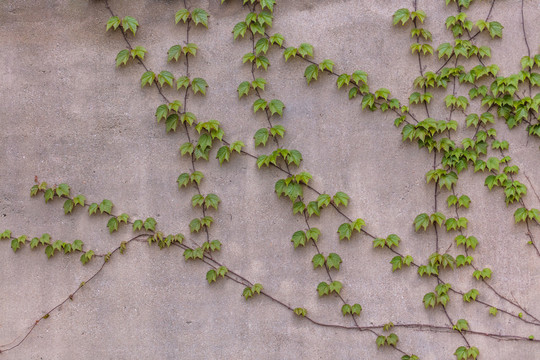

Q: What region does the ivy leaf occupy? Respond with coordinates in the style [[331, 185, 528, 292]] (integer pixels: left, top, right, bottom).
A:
[[158, 71, 174, 88], [333, 192, 349, 207], [283, 47, 297, 61], [175, 9, 190, 24], [307, 201, 320, 217], [393, 8, 410, 26], [204, 194, 220, 210], [88, 203, 98, 215], [253, 98, 268, 113], [423, 292, 436, 308], [183, 43, 198, 57], [337, 74, 350, 89], [298, 43, 314, 58], [144, 217, 157, 231], [268, 99, 285, 116], [437, 43, 453, 59], [319, 59, 334, 72], [98, 199, 113, 214], [106, 16, 121, 31], [304, 64, 319, 84], [329, 281, 342, 294], [133, 220, 143, 231], [191, 194, 204, 207], [121, 16, 139, 35], [168, 45, 182, 62], [63, 199, 74, 214], [338, 223, 352, 240], [80, 250, 94, 265], [341, 304, 352, 315], [255, 38, 269, 55], [386, 333, 399, 347], [270, 125, 285, 138], [269, 33, 284, 46], [254, 128, 269, 147], [191, 8, 209, 28], [312, 254, 325, 269], [317, 194, 331, 208], [260, 0, 276, 12], [237, 81, 250, 98], [376, 335, 386, 348], [390, 256, 403, 271], [487, 21, 503, 38], [189, 218, 201, 233], [107, 218, 119, 233], [232, 22, 248, 39], [116, 49, 130, 67], [414, 213, 430, 231], [191, 78, 208, 95], [141, 71, 155, 87], [294, 307, 307, 317], [463, 289, 479, 302], [206, 269, 217, 284], [454, 319, 469, 332], [489, 307, 498, 316], [166, 114, 179, 132], [130, 46, 146, 60], [291, 230, 306, 248], [326, 253, 342, 270], [351, 304, 362, 315]]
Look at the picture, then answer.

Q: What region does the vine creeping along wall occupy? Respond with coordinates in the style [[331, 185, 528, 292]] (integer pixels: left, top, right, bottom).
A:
[[1, 0, 540, 358]]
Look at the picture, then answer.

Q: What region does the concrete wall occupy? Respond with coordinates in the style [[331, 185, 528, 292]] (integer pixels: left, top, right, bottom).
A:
[[1, 0, 539, 359]]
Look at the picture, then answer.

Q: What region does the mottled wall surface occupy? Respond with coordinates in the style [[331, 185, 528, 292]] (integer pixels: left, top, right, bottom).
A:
[[1, 1, 539, 359]]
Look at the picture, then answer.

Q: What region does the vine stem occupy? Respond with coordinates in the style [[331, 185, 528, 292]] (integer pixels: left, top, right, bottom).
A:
[[0, 233, 150, 353]]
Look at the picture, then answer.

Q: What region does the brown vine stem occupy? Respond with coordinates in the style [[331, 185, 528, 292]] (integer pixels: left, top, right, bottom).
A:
[[0, 233, 150, 354], [451, 187, 540, 324], [97, 0, 540, 351]]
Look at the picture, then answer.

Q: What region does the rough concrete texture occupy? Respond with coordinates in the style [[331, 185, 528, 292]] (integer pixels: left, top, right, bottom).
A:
[[1, 0, 540, 359]]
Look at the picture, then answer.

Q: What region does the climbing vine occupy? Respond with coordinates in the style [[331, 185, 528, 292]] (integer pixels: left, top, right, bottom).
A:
[[1, 0, 540, 358]]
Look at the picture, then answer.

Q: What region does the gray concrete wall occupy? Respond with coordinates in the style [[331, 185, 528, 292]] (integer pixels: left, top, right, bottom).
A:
[[1, 0, 539, 359]]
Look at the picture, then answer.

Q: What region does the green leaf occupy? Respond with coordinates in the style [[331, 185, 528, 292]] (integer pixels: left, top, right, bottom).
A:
[[166, 114, 179, 132], [386, 333, 398, 347], [337, 74, 350, 89], [341, 304, 352, 315], [189, 218, 201, 233], [191, 8, 209, 28], [107, 218, 119, 233], [489, 307, 498, 316], [106, 16, 121, 31], [333, 192, 349, 207], [253, 98, 267, 113], [307, 201, 320, 217], [121, 16, 139, 35], [329, 281, 342, 294], [304, 64, 319, 84], [260, 0, 276, 12], [312, 254, 325, 269], [141, 71, 155, 87], [130, 46, 146, 60], [204, 194, 220, 210], [291, 230, 306, 248], [191, 194, 204, 207], [191, 78, 208, 95], [454, 319, 469, 332], [393, 8, 410, 25], [255, 38, 269, 55], [423, 292, 436, 308], [319, 59, 334, 72], [437, 43, 453, 59], [144, 217, 157, 231], [390, 256, 403, 271], [56, 183, 70, 198], [99, 199, 113, 214], [487, 21, 503, 38], [133, 220, 143, 231], [255, 55, 270, 70], [293, 307, 307, 317], [352, 70, 368, 85], [326, 253, 342, 270], [317, 194, 331, 208], [283, 47, 297, 61], [63, 199, 74, 214], [155, 104, 168, 123], [298, 43, 314, 58], [233, 22, 248, 39], [216, 146, 230, 164], [88, 203, 98, 215], [269, 33, 284, 46], [237, 81, 250, 98], [158, 71, 174, 88], [206, 269, 217, 284], [268, 99, 285, 116], [463, 289, 479, 302], [376, 335, 386, 348], [338, 223, 352, 240], [175, 9, 190, 24], [80, 250, 94, 265], [254, 129, 269, 147], [168, 45, 182, 62], [414, 213, 430, 231], [351, 304, 362, 316], [72, 239, 84, 252], [270, 125, 285, 138]]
